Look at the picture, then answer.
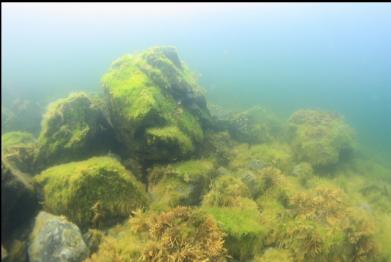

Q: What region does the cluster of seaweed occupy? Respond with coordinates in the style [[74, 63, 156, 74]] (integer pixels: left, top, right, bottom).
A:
[[1, 46, 391, 262]]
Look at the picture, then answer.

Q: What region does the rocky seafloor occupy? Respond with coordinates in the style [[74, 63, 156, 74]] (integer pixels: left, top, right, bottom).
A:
[[1, 46, 391, 262]]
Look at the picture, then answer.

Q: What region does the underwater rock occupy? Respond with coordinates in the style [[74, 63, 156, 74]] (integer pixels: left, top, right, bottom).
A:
[[28, 211, 89, 262], [219, 106, 285, 144], [2, 131, 38, 174], [289, 109, 355, 169], [102, 46, 211, 162], [1, 158, 39, 242], [87, 207, 227, 261], [34, 156, 148, 229], [35, 92, 116, 170], [148, 159, 215, 211]]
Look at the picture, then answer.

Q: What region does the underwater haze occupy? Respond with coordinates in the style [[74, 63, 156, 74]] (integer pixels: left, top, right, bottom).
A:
[[2, 3, 391, 262], [2, 3, 391, 163]]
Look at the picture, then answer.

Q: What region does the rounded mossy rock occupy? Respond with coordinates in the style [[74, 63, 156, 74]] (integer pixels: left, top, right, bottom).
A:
[[35, 92, 115, 170], [289, 109, 355, 169], [1, 131, 38, 173], [102, 46, 211, 162], [202, 175, 265, 261], [148, 159, 215, 211], [86, 207, 227, 262], [34, 156, 148, 229]]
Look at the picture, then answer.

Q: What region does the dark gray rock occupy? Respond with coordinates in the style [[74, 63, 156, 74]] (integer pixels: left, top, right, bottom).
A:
[[28, 211, 89, 262]]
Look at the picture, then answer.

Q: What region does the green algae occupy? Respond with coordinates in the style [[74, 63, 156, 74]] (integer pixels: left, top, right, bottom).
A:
[[34, 156, 148, 229], [102, 46, 209, 162], [35, 92, 114, 170]]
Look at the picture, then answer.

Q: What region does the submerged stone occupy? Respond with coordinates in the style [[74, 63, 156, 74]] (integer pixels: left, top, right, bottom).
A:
[[34, 156, 148, 229], [28, 211, 89, 262], [102, 46, 211, 162]]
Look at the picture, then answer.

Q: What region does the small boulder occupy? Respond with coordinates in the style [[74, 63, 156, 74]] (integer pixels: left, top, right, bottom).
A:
[[28, 211, 89, 262]]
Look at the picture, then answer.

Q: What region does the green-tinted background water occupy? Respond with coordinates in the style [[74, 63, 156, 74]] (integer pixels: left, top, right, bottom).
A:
[[2, 3, 391, 164]]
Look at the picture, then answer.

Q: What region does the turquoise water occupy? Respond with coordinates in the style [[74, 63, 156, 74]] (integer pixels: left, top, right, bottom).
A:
[[2, 3, 391, 163]]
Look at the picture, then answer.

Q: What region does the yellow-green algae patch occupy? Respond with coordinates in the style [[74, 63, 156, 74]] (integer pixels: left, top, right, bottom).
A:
[[34, 156, 148, 229], [86, 207, 227, 262]]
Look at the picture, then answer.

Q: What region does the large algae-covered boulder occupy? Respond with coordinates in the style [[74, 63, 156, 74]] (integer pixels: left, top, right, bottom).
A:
[[2, 131, 37, 173], [28, 211, 89, 262], [289, 109, 355, 168], [1, 158, 39, 242], [148, 159, 215, 211], [102, 46, 210, 162], [34, 156, 148, 229], [35, 92, 115, 170], [87, 207, 227, 261]]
